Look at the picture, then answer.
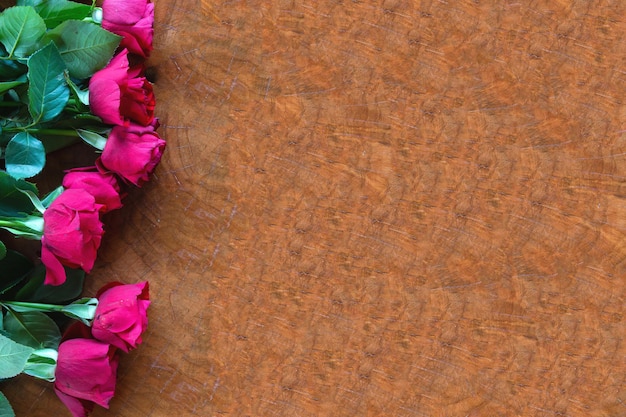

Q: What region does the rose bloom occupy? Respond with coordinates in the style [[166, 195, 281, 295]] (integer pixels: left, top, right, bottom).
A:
[[100, 121, 166, 186], [89, 49, 155, 126], [62, 168, 123, 213], [54, 337, 119, 417], [92, 281, 150, 352], [41, 189, 104, 286], [102, 0, 154, 58]]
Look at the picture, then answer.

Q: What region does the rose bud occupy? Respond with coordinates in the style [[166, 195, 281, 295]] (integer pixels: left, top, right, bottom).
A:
[[62, 168, 123, 213], [102, 0, 154, 58], [99, 121, 165, 186], [54, 338, 119, 417], [89, 49, 156, 126], [92, 281, 150, 352], [41, 189, 104, 285]]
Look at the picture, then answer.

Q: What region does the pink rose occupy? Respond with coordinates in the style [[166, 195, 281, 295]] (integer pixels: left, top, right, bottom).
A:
[[41, 189, 104, 286], [102, 0, 154, 58], [92, 281, 150, 352], [55, 386, 94, 417], [99, 121, 166, 186], [54, 338, 119, 417], [89, 49, 155, 126], [62, 168, 123, 213]]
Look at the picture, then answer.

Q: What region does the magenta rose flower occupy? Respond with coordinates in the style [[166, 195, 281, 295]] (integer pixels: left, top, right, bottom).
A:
[[102, 0, 154, 58], [62, 168, 123, 213], [92, 281, 150, 352], [54, 338, 119, 417], [99, 121, 166, 186], [89, 49, 155, 126], [41, 189, 104, 286]]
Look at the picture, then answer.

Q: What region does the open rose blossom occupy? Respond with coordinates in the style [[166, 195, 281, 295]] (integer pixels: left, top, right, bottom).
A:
[[92, 281, 150, 352], [41, 189, 104, 286], [62, 168, 123, 213], [99, 120, 165, 186], [102, 0, 154, 58], [54, 338, 119, 417], [89, 49, 155, 126]]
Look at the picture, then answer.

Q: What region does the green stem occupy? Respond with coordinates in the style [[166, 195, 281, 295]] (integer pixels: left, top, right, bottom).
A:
[[1, 298, 99, 325], [21, 128, 80, 137], [1, 301, 64, 313], [73, 113, 102, 122]]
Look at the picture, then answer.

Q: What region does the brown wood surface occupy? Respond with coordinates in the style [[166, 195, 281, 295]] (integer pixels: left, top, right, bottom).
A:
[[4, 1, 626, 416]]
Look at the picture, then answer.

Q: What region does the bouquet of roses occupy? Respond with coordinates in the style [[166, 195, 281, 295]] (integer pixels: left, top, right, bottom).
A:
[[0, 0, 161, 415]]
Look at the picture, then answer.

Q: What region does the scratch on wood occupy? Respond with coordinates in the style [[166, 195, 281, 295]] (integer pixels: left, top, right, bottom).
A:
[[282, 87, 337, 97], [264, 76, 272, 100]]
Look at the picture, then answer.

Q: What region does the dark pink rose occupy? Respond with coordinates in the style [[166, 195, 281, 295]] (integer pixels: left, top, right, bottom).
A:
[[54, 389, 94, 417], [92, 281, 150, 352], [99, 121, 165, 186], [89, 49, 155, 126], [54, 338, 119, 417], [62, 168, 123, 213], [41, 189, 104, 286], [102, 0, 154, 58]]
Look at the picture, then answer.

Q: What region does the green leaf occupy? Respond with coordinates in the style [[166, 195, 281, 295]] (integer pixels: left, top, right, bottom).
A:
[[0, 171, 38, 217], [41, 185, 63, 208], [0, 6, 47, 58], [15, 265, 84, 303], [22, 348, 57, 381], [0, 215, 44, 239], [0, 332, 34, 379], [10, 264, 45, 300], [3, 310, 61, 349], [5, 132, 46, 179], [64, 72, 89, 105], [0, 59, 26, 80], [0, 392, 15, 417], [27, 42, 69, 123], [0, 241, 5, 260], [16, 0, 43, 6], [0, 75, 26, 95], [43, 20, 121, 79], [77, 128, 107, 150], [0, 250, 33, 296], [34, 0, 91, 29], [16, 188, 45, 214], [38, 134, 79, 155]]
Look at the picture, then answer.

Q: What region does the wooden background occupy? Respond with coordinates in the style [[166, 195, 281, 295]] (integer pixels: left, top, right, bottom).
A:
[[4, 0, 626, 416]]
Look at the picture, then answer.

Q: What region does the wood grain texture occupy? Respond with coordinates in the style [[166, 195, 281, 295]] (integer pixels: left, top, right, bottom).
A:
[[4, 1, 626, 416]]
